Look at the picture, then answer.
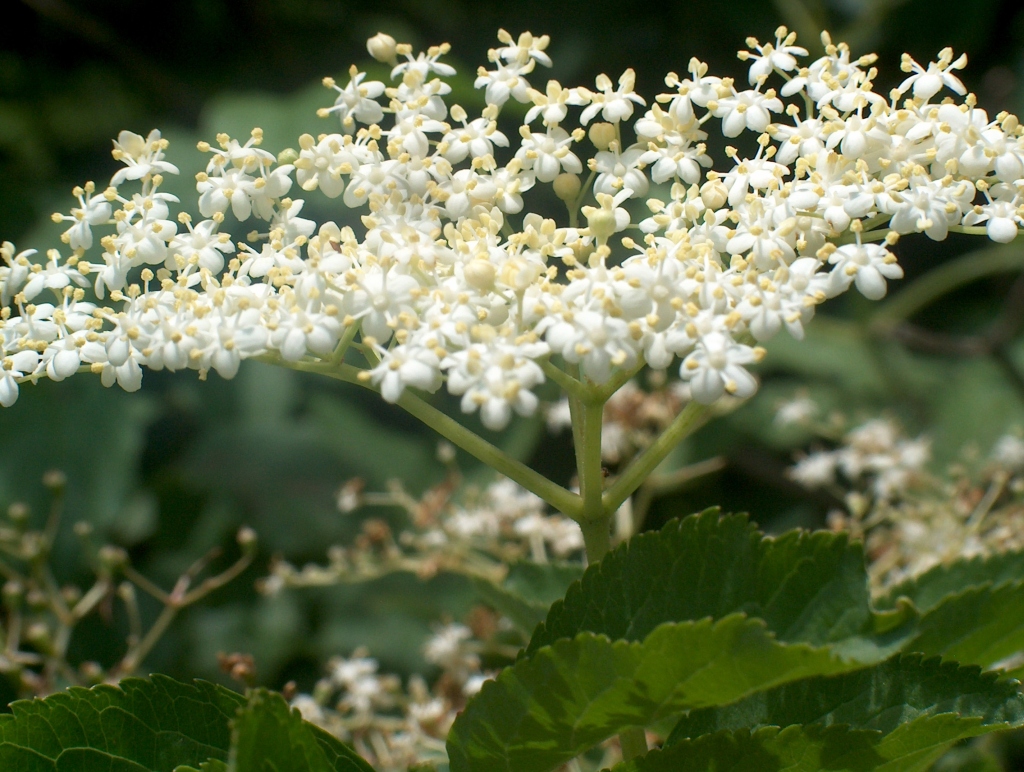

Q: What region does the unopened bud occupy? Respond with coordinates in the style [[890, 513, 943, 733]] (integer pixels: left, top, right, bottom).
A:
[[26, 622, 52, 652], [583, 205, 617, 242], [589, 122, 616, 151], [237, 526, 258, 554], [367, 32, 398, 64], [436, 441, 456, 464], [700, 179, 728, 210], [463, 258, 496, 292], [26, 588, 48, 611], [277, 148, 299, 165], [553, 172, 582, 202], [7, 502, 29, 524], [79, 661, 104, 683], [42, 469, 67, 491], [2, 581, 23, 608], [98, 545, 128, 573]]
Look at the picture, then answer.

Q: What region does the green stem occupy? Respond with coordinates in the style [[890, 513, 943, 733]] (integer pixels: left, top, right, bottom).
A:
[[603, 401, 711, 515], [619, 726, 649, 761], [579, 398, 605, 521], [329, 320, 360, 365], [580, 517, 610, 563], [540, 357, 585, 398], [263, 356, 584, 519], [592, 354, 646, 403]]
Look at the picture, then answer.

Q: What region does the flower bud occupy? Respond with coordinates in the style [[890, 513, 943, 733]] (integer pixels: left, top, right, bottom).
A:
[[553, 173, 581, 202], [26, 622, 52, 653], [700, 179, 728, 210], [42, 469, 67, 491], [79, 661, 105, 684], [367, 33, 398, 64], [583, 206, 617, 242], [98, 545, 128, 573], [464, 258, 496, 292], [588, 122, 616, 151], [237, 526, 258, 554], [277, 148, 299, 165], [2, 580, 23, 608], [7, 502, 29, 524]]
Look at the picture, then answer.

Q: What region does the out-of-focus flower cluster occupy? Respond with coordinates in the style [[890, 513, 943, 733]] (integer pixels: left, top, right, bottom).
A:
[[2, 27, 1018, 427], [291, 616, 621, 771], [262, 455, 584, 594], [290, 621, 492, 771], [781, 395, 1024, 591]]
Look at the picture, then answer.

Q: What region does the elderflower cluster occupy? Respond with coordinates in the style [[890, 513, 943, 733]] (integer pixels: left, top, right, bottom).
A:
[[262, 471, 584, 594], [782, 398, 1024, 591], [292, 624, 497, 771], [788, 415, 932, 499], [2, 28, 1021, 424]]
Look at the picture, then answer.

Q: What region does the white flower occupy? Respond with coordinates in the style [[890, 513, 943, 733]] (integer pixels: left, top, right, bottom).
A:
[[443, 335, 547, 430], [320, 68, 385, 130], [524, 80, 573, 126], [898, 48, 968, 101], [295, 133, 351, 199], [593, 145, 649, 199], [680, 332, 760, 403], [962, 186, 1023, 243], [495, 29, 552, 68], [110, 130, 179, 185], [828, 242, 903, 300], [168, 218, 234, 273], [21, 250, 89, 301], [888, 178, 966, 241], [579, 70, 646, 125], [740, 29, 808, 84], [546, 309, 638, 384], [516, 126, 583, 183], [368, 342, 443, 403], [442, 111, 508, 164], [790, 451, 838, 487], [992, 434, 1024, 470], [711, 89, 782, 137], [270, 306, 340, 362], [55, 183, 113, 251], [475, 61, 533, 107], [0, 351, 40, 407]]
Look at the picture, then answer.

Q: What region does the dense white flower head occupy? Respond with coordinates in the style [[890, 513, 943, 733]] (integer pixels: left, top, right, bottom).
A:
[[2, 29, 1019, 428]]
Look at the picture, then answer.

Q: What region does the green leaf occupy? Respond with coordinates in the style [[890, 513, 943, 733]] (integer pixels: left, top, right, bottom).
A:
[[901, 581, 1024, 671], [879, 550, 1024, 613], [472, 561, 585, 633], [0, 675, 244, 770], [667, 654, 1024, 744], [643, 656, 1024, 770], [228, 689, 373, 772], [526, 509, 879, 656], [0, 677, 371, 772], [446, 614, 866, 772], [609, 719, 1007, 772]]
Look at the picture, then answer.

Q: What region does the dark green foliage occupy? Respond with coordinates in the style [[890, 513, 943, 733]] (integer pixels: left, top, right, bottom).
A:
[[526, 508, 884, 656], [448, 614, 861, 772], [0, 677, 371, 772], [449, 512, 1024, 772]]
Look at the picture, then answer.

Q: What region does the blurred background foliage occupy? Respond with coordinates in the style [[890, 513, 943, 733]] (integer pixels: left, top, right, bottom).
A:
[[3, 0, 1024, 740]]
